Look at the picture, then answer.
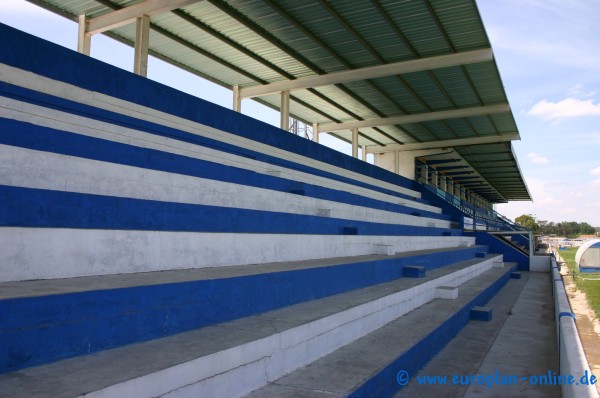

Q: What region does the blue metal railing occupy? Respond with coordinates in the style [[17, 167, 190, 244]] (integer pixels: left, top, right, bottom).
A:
[[415, 159, 528, 232]]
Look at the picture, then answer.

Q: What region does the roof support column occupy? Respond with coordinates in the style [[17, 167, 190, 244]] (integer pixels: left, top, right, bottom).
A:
[[232, 85, 241, 112], [280, 90, 290, 131], [77, 15, 91, 55], [351, 128, 358, 158], [361, 145, 367, 162], [133, 14, 150, 77], [394, 151, 400, 174], [312, 123, 319, 143]]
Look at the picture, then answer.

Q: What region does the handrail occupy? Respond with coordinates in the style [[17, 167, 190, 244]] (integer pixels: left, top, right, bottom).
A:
[[415, 161, 528, 232]]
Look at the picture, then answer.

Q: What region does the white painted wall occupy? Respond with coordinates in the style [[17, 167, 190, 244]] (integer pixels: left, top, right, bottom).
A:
[[374, 149, 445, 180], [530, 255, 551, 272]]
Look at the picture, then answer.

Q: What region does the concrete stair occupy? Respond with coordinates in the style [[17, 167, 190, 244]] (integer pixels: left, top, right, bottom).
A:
[[245, 263, 516, 398], [0, 253, 510, 397]]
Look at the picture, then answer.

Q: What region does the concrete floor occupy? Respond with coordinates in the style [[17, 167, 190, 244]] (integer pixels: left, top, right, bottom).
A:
[[395, 272, 560, 398]]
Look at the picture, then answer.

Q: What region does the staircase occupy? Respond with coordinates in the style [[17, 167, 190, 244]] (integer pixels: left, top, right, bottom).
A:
[[0, 23, 523, 398]]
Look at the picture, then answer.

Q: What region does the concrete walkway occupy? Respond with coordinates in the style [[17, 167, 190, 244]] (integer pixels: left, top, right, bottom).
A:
[[395, 272, 560, 398]]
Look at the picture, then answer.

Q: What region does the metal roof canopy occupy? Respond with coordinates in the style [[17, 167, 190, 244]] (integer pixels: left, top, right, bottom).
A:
[[25, 0, 531, 203]]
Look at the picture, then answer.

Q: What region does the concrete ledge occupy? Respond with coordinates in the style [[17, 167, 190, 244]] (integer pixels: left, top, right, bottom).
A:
[[470, 306, 493, 321], [435, 286, 458, 300], [551, 254, 600, 398], [403, 265, 426, 278], [510, 272, 522, 279]]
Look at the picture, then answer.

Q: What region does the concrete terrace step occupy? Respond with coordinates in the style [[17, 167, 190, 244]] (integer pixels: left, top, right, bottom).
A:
[[0, 93, 437, 213], [0, 246, 489, 373], [0, 255, 505, 397], [0, 37, 422, 202], [1, 232, 473, 282], [0, 246, 487, 300], [1, 144, 451, 228], [394, 272, 560, 398], [244, 264, 516, 398]]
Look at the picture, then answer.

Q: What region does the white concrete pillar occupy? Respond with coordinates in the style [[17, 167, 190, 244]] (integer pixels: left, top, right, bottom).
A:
[[77, 15, 91, 55], [431, 167, 438, 187], [312, 123, 319, 143], [280, 90, 290, 131], [361, 145, 367, 162], [351, 128, 358, 158], [394, 151, 400, 174], [233, 85, 241, 112], [133, 15, 150, 77]]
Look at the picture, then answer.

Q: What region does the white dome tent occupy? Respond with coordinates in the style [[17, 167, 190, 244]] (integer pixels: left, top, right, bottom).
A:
[[575, 239, 600, 272]]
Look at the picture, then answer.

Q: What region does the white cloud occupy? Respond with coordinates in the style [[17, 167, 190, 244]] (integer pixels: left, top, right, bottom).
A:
[[590, 179, 600, 188], [495, 177, 600, 225], [528, 97, 600, 121], [569, 84, 596, 98], [527, 152, 550, 164], [590, 166, 600, 176]]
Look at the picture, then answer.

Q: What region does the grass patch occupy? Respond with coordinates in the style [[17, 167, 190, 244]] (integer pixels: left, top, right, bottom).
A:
[[558, 247, 600, 319]]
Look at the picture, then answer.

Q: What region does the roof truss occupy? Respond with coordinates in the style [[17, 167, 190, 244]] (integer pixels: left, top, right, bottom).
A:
[[239, 49, 493, 99], [86, 0, 200, 35]]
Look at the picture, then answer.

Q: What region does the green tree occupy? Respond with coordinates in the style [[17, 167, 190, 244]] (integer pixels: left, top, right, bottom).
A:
[[515, 214, 539, 232]]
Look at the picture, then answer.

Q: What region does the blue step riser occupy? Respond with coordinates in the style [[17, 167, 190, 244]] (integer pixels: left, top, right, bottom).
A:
[[0, 22, 418, 193], [0, 247, 485, 374], [348, 265, 515, 398], [0, 118, 449, 222], [0, 185, 456, 236]]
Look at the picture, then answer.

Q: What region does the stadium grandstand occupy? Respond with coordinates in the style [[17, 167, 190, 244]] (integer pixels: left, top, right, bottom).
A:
[[0, 1, 596, 397]]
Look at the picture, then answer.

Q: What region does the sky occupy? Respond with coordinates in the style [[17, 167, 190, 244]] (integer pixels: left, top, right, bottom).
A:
[[1, 0, 600, 225]]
